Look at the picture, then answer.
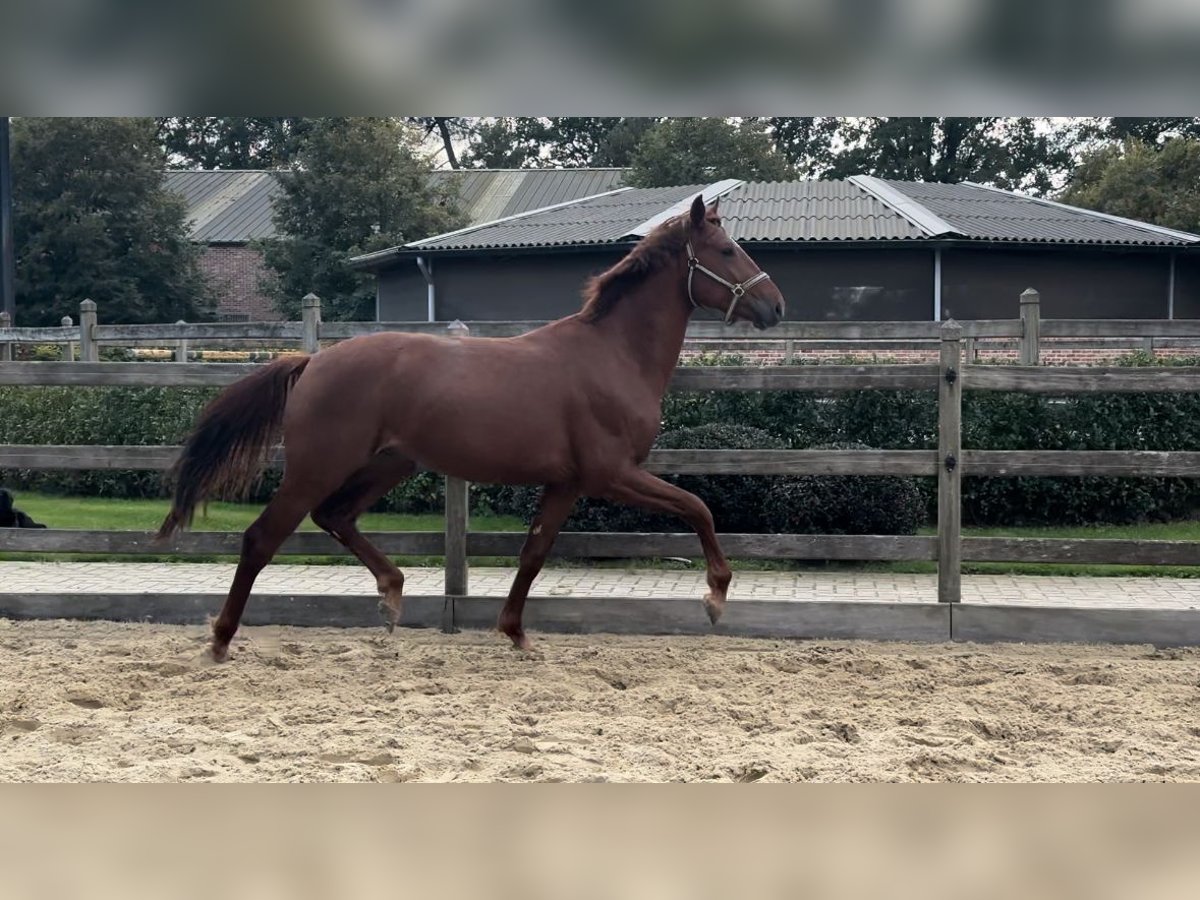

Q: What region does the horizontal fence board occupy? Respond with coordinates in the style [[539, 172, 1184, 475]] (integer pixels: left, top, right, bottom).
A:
[[670, 364, 939, 391], [0, 529, 938, 561], [93, 323, 304, 342], [0, 445, 186, 469], [1040, 319, 1200, 339], [11, 445, 1200, 478], [952, 604, 1200, 647], [963, 450, 1200, 477], [965, 365, 1200, 393], [962, 537, 1200, 565], [319, 321, 541, 339], [0, 446, 938, 475], [12, 319, 1200, 347], [0, 326, 78, 343], [0, 361, 937, 391], [0, 361, 257, 387], [645, 449, 937, 475], [9, 531, 1194, 568], [314, 320, 1024, 342]]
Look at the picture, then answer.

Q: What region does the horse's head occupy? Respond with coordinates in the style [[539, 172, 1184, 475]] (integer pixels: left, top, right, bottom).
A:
[[682, 195, 785, 330]]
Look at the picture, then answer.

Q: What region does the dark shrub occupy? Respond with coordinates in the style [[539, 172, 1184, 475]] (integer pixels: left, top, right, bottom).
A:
[[764, 442, 926, 535]]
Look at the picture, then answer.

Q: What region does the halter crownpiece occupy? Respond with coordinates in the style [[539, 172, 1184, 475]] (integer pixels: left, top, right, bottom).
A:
[[685, 239, 773, 324]]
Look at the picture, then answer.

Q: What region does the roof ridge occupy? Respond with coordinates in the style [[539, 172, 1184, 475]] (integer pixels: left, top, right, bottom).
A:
[[960, 181, 1200, 244], [847, 175, 962, 238], [430, 166, 629, 174], [402, 185, 634, 250], [626, 179, 744, 237], [164, 168, 282, 174]]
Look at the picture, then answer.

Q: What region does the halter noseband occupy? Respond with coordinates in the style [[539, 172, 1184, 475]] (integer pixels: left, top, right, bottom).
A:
[[685, 239, 772, 324]]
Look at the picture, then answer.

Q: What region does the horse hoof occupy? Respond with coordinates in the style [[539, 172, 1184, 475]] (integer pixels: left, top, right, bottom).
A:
[[377, 601, 398, 634], [703, 593, 726, 626], [502, 630, 534, 652], [210, 642, 230, 663]]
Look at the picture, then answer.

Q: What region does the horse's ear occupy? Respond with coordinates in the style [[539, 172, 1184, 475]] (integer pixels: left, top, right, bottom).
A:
[[709, 196, 720, 217], [689, 195, 707, 230]]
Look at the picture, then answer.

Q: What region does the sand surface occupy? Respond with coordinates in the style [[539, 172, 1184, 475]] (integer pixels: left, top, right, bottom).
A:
[[1, 618, 1199, 782]]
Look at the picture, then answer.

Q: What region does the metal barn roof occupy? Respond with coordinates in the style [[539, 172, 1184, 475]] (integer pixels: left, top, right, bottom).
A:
[[352, 176, 1200, 268], [163, 170, 281, 243], [166, 167, 629, 245]]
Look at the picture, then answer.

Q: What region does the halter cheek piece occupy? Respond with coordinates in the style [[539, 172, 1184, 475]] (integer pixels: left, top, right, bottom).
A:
[[685, 239, 773, 324]]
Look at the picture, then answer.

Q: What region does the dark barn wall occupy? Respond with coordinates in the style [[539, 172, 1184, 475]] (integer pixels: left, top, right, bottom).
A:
[[377, 252, 624, 321], [376, 247, 936, 322], [941, 248, 1172, 320], [1172, 255, 1200, 319], [374, 245, 1195, 323], [754, 246, 934, 321]]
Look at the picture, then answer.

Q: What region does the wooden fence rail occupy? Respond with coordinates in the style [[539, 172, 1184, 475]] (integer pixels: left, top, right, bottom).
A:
[[4, 289, 1200, 644]]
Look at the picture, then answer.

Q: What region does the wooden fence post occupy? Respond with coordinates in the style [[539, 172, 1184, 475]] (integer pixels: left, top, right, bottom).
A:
[[1019, 288, 1040, 365], [175, 320, 188, 363], [443, 320, 470, 626], [79, 299, 98, 362], [938, 319, 963, 605], [61, 316, 74, 362], [301, 293, 321, 354], [0, 310, 11, 362]]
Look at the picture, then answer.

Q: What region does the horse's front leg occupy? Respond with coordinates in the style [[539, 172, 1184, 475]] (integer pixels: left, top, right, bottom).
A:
[[603, 467, 731, 625], [498, 483, 579, 649]]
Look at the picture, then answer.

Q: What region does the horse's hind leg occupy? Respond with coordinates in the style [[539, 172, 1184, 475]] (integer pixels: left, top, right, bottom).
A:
[[311, 448, 417, 632], [212, 479, 324, 661], [498, 484, 578, 650]]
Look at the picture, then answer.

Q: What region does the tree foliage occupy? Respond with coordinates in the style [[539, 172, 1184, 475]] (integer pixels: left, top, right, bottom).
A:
[[1105, 118, 1200, 147], [155, 117, 309, 169], [262, 118, 466, 321], [460, 117, 659, 169], [11, 117, 211, 326], [764, 117, 1078, 194], [626, 118, 795, 187], [1060, 138, 1200, 233]]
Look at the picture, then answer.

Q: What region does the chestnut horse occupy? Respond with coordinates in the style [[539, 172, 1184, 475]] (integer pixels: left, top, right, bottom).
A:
[[158, 195, 785, 660]]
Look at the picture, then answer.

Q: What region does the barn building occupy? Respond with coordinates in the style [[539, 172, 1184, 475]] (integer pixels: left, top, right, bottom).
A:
[[350, 177, 1200, 325]]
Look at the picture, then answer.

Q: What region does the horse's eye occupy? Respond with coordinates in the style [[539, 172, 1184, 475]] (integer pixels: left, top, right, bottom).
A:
[[721, 247, 735, 257]]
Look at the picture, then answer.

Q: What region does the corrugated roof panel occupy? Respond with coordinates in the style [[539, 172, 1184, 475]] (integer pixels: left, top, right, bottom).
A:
[[720, 180, 926, 241], [412, 184, 701, 251], [426, 168, 627, 225], [169, 168, 630, 245], [881, 180, 1199, 246], [164, 170, 280, 243]]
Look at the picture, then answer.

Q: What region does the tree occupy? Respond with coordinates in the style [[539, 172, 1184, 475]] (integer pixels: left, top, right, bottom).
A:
[[626, 118, 795, 187], [1105, 118, 1200, 147], [262, 118, 467, 321], [766, 117, 1080, 194], [155, 118, 309, 169], [1060, 138, 1200, 233], [11, 117, 211, 326], [459, 117, 659, 169]]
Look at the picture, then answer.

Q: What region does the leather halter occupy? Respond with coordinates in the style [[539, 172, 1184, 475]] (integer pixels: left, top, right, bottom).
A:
[[685, 238, 772, 324]]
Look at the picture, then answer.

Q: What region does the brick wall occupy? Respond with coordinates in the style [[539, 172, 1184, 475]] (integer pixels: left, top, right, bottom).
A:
[[197, 245, 280, 322]]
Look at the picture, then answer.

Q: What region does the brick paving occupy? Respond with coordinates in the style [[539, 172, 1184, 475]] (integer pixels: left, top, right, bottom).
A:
[[2, 562, 1198, 610]]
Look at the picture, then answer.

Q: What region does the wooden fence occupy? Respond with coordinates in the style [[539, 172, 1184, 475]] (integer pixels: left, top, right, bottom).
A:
[[4, 293, 1200, 645]]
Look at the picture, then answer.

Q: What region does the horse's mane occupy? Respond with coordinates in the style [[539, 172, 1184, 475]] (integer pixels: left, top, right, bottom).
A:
[[579, 217, 689, 323]]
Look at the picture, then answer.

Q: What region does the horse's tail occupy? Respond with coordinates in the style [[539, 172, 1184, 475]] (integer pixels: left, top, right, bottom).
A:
[[156, 355, 311, 540]]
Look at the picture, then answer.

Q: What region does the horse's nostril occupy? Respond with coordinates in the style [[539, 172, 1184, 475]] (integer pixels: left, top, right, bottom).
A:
[[775, 302, 784, 319]]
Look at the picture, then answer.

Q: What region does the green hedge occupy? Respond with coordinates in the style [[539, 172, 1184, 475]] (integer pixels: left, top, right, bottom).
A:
[[4, 352, 1200, 528]]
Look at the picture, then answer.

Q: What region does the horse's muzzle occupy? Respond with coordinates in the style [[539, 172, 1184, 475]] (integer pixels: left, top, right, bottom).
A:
[[751, 296, 785, 330]]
